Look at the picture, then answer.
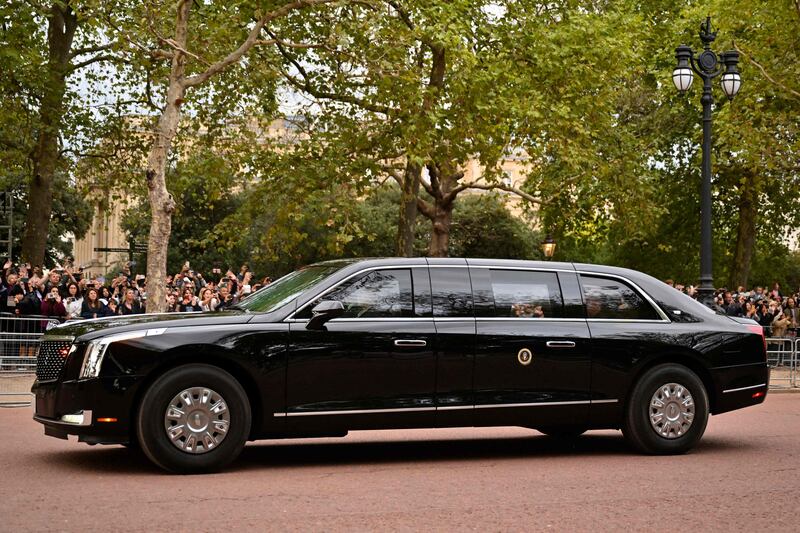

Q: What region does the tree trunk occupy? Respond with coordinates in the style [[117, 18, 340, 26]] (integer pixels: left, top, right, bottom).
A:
[[418, 163, 460, 258], [394, 45, 446, 257], [144, 1, 190, 313], [728, 168, 758, 289], [428, 202, 454, 257], [21, 3, 77, 266], [395, 160, 421, 256]]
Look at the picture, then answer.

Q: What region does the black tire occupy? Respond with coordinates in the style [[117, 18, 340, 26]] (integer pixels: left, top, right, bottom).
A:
[[537, 427, 587, 439], [136, 364, 251, 474], [623, 363, 709, 455]]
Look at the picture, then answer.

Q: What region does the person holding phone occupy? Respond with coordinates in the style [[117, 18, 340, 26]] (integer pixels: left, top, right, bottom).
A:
[[40, 286, 67, 319]]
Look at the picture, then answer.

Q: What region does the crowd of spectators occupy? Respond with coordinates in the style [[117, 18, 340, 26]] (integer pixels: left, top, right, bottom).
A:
[[4, 257, 800, 339], [664, 279, 800, 337], [0, 259, 271, 321]]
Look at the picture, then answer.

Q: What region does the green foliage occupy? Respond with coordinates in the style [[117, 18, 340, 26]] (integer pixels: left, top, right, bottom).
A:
[[4, 0, 800, 286], [0, 174, 92, 266], [120, 152, 249, 275]]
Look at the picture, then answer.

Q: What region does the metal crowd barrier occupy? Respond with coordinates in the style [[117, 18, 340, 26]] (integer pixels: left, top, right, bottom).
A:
[[765, 337, 797, 389], [0, 314, 61, 405]]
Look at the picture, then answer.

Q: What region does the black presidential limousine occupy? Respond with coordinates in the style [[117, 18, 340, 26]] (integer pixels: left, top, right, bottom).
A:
[[32, 258, 769, 473]]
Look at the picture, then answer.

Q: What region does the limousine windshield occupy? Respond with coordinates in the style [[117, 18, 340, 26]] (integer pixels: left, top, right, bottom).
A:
[[233, 263, 343, 313]]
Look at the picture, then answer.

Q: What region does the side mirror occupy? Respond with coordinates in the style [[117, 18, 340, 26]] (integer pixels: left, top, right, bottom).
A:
[[306, 300, 345, 330]]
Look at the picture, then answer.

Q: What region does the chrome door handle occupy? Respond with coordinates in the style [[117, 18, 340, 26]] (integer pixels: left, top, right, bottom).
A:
[[394, 339, 427, 347], [546, 341, 576, 348]]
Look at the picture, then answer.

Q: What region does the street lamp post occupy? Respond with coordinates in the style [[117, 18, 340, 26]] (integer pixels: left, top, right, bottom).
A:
[[673, 17, 741, 306], [541, 234, 556, 260]]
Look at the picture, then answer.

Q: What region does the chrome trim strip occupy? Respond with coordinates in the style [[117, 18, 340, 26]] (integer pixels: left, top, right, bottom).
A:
[[446, 264, 577, 274], [722, 383, 766, 394], [276, 406, 437, 417], [286, 317, 435, 323], [273, 399, 620, 416], [41, 335, 76, 342], [576, 270, 671, 322], [476, 317, 586, 322], [474, 400, 590, 409]]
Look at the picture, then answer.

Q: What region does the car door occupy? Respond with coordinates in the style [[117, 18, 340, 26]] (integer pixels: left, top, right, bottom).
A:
[[428, 262, 477, 427], [283, 267, 437, 431], [578, 272, 670, 424], [470, 266, 593, 427]]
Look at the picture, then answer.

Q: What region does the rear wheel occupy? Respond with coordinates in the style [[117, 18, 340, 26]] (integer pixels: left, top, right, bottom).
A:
[[136, 364, 251, 474], [623, 363, 709, 455]]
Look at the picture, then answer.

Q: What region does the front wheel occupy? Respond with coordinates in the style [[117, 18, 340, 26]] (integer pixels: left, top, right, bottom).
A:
[[136, 364, 251, 474], [623, 363, 709, 455]]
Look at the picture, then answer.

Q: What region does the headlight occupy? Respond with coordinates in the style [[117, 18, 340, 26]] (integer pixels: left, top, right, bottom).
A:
[[80, 328, 167, 379]]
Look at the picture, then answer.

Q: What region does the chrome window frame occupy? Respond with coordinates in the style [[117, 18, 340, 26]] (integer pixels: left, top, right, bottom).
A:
[[576, 270, 670, 323], [285, 263, 671, 324], [286, 265, 427, 322]]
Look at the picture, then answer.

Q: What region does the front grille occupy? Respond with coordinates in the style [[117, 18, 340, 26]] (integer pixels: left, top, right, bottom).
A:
[[36, 340, 73, 382]]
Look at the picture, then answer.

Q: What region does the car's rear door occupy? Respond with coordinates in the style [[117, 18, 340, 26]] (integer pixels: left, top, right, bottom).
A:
[[469, 265, 593, 427]]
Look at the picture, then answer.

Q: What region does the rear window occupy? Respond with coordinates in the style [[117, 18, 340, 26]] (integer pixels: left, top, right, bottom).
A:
[[489, 270, 563, 318], [580, 275, 660, 320]]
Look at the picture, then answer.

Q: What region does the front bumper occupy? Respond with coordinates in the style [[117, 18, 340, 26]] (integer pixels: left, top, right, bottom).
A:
[[32, 376, 142, 445]]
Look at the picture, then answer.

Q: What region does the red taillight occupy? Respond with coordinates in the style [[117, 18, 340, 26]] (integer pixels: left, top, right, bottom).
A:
[[752, 391, 765, 399], [746, 324, 766, 356]]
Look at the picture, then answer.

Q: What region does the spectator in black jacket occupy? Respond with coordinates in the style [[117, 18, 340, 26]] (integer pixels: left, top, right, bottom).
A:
[[119, 288, 143, 315], [80, 288, 106, 319], [178, 288, 202, 312]]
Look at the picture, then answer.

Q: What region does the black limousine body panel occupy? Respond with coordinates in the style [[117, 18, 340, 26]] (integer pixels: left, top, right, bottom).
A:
[[32, 258, 768, 471]]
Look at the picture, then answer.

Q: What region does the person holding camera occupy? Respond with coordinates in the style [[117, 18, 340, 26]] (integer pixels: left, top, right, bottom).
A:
[[40, 286, 67, 319], [216, 283, 236, 311], [199, 287, 218, 312], [17, 276, 44, 316]]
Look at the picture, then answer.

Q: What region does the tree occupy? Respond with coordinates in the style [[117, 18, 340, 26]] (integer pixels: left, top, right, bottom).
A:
[[1, 1, 117, 266], [0, 173, 92, 265], [105, 0, 346, 311], [269, 0, 661, 257]]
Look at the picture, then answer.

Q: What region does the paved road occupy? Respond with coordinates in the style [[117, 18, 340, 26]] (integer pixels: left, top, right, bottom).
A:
[[1, 395, 797, 532]]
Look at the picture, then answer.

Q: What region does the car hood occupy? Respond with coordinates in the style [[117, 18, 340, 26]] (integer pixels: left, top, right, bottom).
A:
[[45, 311, 252, 342]]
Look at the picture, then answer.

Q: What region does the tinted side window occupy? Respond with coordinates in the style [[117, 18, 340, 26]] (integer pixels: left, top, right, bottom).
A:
[[580, 275, 660, 320], [299, 269, 414, 318], [430, 268, 473, 317], [412, 268, 433, 317], [490, 270, 563, 318]]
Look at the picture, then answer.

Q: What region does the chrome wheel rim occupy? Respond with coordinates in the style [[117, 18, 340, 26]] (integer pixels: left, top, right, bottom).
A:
[[649, 382, 695, 439], [164, 387, 230, 454]]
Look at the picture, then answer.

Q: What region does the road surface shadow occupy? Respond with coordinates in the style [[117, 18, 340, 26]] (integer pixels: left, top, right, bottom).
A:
[[33, 431, 749, 475]]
